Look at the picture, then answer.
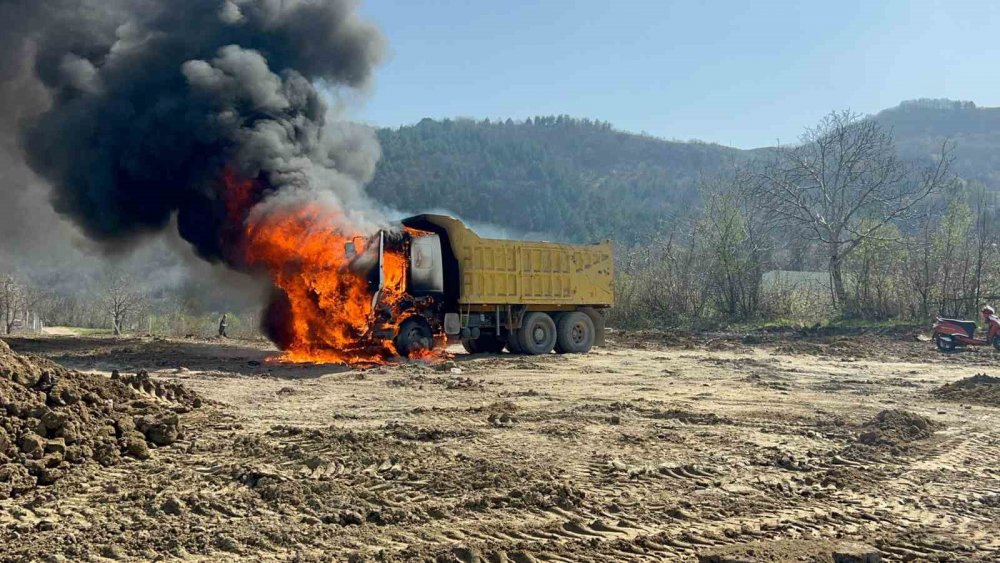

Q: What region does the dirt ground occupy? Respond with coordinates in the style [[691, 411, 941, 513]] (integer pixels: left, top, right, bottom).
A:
[[2, 329, 999, 562]]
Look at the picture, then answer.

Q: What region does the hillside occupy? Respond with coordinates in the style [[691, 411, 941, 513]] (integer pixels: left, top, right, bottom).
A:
[[873, 99, 1000, 187], [368, 117, 743, 245], [369, 101, 1000, 245]]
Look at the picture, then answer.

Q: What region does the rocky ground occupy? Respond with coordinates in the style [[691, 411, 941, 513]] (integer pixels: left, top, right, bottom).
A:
[[2, 328, 999, 562]]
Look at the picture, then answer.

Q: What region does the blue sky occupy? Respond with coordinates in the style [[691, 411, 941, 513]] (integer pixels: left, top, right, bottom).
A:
[[354, 0, 1000, 149]]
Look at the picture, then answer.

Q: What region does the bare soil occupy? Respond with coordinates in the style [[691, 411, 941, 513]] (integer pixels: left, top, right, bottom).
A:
[[932, 374, 1000, 407], [0, 341, 186, 500], [1, 329, 999, 562]]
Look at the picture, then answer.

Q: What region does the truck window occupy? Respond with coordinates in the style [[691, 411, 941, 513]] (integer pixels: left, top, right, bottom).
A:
[[410, 234, 444, 294]]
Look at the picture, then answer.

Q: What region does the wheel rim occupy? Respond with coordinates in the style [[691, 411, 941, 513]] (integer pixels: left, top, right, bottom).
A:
[[399, 321, 431, 355], [532, 326, 545, 343], [571, 322, 586, 344], [407, 327, 423, 345]]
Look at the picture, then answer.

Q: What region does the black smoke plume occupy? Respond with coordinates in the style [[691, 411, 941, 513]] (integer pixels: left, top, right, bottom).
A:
[[2, 0, 386, 264]]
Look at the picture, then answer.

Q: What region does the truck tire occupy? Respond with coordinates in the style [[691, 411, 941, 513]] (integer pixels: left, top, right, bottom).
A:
[[555, 311, 595, 354], [506, 330, 523, 354], [517, 312, 557, 355], [395, 318, 434, 358], [480, 335, 506, 354], [579, 307, 606, 347], [463, 335, 505, 354]]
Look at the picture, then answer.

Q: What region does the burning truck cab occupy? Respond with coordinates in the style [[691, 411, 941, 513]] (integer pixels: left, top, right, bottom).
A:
[[352, 214, 614, 358], [345, 226, 447, 357]]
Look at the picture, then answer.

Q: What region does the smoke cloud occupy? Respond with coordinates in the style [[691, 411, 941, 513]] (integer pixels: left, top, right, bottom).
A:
[[2, 0, 387, 265]]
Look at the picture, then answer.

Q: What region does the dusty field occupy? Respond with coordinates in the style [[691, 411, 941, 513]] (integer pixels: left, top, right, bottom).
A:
[[2, 329, 1000, 562]]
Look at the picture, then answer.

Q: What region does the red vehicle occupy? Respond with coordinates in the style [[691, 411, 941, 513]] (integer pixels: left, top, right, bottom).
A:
[[932, 306, 1000, 351]]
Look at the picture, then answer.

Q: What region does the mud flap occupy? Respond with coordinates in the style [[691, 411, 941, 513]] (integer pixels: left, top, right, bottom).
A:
[[444, 313, 461, 335], [580, 307, 606, 347]]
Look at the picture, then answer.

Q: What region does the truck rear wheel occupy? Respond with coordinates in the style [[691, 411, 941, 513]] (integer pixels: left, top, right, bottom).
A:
[[517, 312, 557, 355], [555, 311, 595, 354], [506, 330, 523, 354], [462, 335, 505, 354], [395, 318, 434, 358]]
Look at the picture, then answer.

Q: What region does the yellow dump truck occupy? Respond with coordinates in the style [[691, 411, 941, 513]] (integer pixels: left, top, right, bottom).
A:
[[358, 214, 614, 356]]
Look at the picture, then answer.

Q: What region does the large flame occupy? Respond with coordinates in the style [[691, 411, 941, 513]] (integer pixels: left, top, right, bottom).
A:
[[243, 202, 385, 363], [226, 170, 440, 365]]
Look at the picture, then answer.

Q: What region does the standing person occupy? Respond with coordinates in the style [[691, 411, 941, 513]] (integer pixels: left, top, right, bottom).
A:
[[218, 314, 228, 338]]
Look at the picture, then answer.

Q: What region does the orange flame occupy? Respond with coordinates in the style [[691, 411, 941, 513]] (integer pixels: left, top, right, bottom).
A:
[[243, 202, 381, 364], [226, 171, 444, 366]]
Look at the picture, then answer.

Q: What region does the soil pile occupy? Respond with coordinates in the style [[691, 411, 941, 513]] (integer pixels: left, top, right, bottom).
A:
[[0, 340, 191, 498], [114, 369, 204, 412], [932, 374, 1000, 407], [857, 409, 941, 447]]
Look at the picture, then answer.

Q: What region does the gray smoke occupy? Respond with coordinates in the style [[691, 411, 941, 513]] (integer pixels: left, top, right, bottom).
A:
[[1, 0, 387, 265], [0, 3, 66, 254]]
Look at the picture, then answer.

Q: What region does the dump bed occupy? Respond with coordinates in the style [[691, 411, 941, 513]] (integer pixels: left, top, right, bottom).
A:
[[406, 215, 613, 307]]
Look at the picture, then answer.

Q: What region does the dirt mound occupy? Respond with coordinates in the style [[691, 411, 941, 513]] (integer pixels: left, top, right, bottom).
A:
[[0, 340, 190, 498], [932, 373, 1000, 407], [113, 369, 204, 412], [857, 409, 941, 447]]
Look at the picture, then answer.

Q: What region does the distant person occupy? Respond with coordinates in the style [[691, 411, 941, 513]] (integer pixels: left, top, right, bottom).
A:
[[218, 314, 228, 338], [984, 306, 997, 325]]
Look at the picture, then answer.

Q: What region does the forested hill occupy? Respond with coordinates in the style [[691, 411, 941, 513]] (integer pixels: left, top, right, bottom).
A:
[[367, 117, 742, 244], [368, 101, 1000, 245], [873, 99, 1000, 187]]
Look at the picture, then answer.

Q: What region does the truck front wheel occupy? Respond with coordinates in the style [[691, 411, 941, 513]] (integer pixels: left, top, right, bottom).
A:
[[395, 319, 434, 358], [518, 312, 557, 355], [555, 311, 595, 354]]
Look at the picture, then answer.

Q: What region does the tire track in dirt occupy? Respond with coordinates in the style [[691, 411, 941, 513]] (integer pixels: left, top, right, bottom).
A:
[[5, 334, 1000, 561]]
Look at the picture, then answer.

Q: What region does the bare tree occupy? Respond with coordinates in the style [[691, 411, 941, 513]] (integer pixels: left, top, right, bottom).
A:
[[904, 207, 938, 319], [103, 270, 144, 336], [969, 187, 995, 315], [756, 111, 954, 312], [0, 274, 27, 334], [699, 165, 778, 320]]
